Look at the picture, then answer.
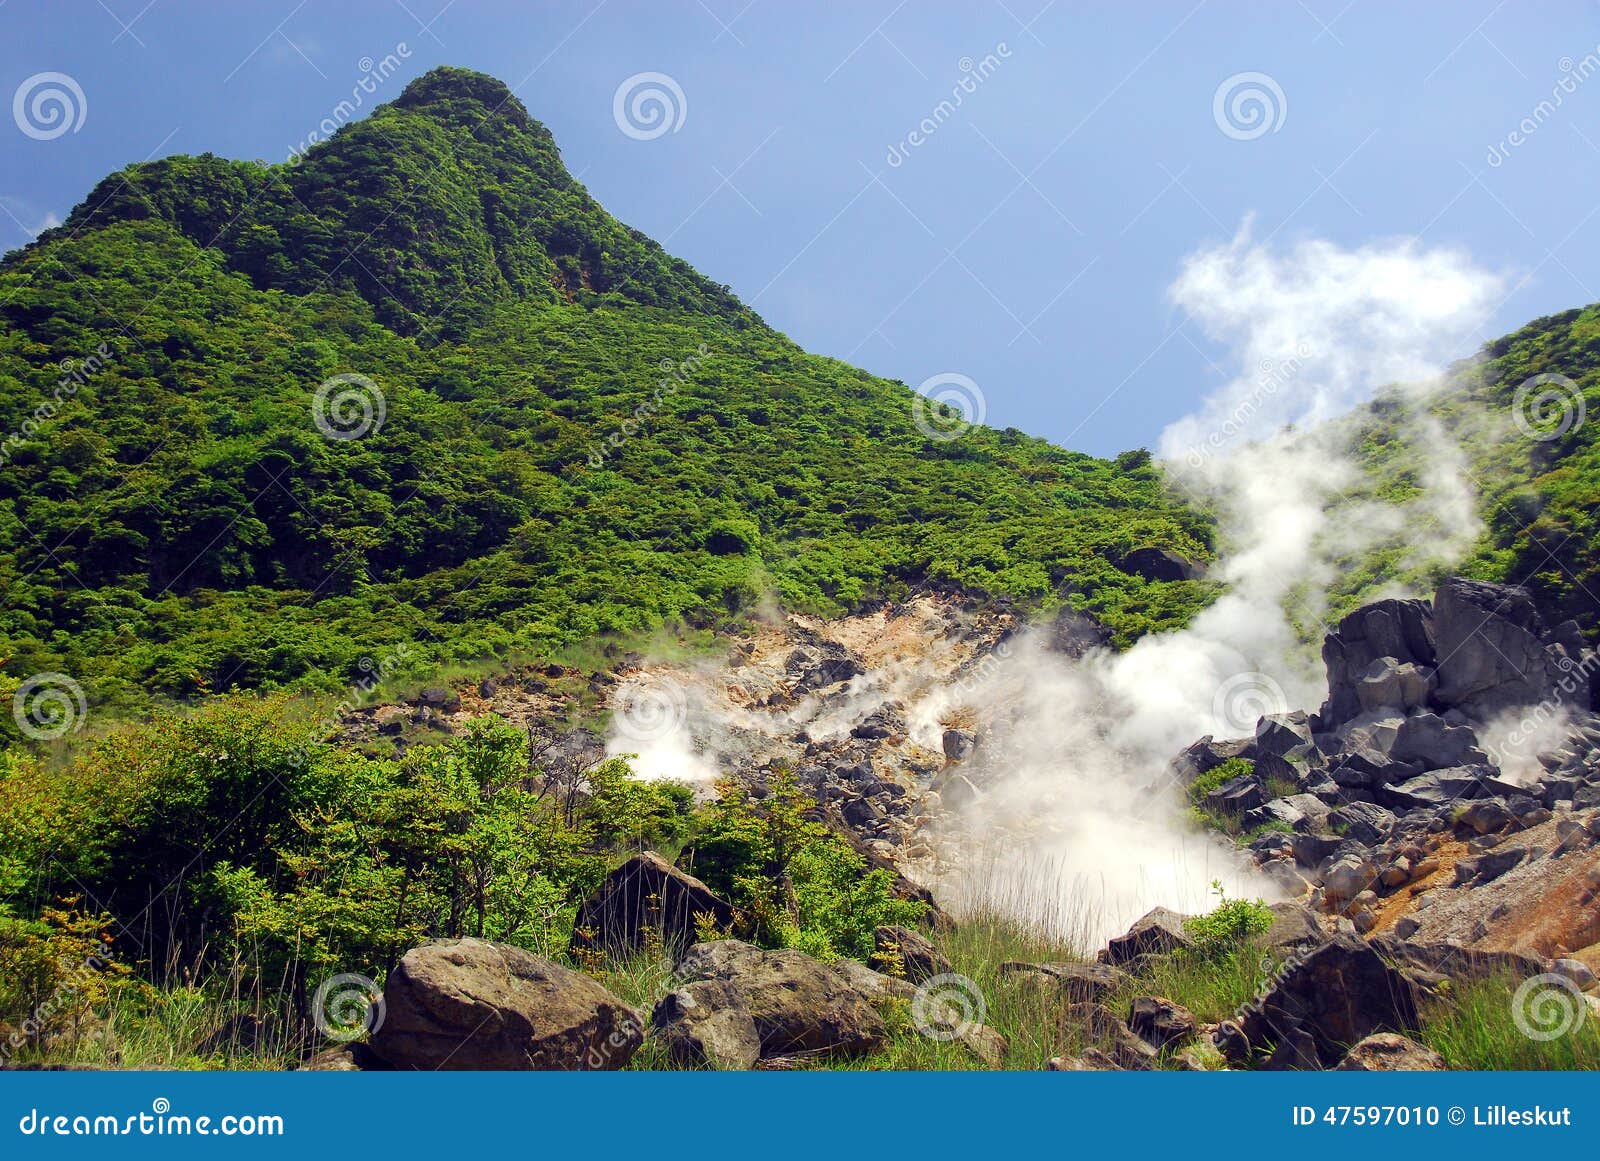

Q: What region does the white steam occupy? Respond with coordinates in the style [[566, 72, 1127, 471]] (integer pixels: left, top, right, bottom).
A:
[[605, 223, 1508, 950], [939, 225, 1505, 943]]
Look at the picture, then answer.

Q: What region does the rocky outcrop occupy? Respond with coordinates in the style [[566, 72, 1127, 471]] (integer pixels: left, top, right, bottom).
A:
[[1320, 598, 1435, 727], [1219, 935, 1420, 1070], [1172, 576, 1600, 942], [1432, 578, 1586, 720], [571, 851, 737, 956], [372, 939, 644, 1070]]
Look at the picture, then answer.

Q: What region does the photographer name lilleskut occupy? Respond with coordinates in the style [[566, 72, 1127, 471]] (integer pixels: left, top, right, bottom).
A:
[[1473, 1106, 1573, 1127]]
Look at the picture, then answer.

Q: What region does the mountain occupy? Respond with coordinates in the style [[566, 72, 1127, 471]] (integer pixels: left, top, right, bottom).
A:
[[1330, 306, 1600, 634], [0, 67, 1210, 715]]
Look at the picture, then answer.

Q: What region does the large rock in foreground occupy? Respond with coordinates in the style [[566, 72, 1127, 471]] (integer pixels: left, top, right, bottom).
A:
[[677, 940, 886, 1059], [372, 938, 644, 1070], [650, 980, 761, 1070], [1103, 907, 1194, 965], [1219, 935, 1419, 1070], [571, 851, 737, 956]]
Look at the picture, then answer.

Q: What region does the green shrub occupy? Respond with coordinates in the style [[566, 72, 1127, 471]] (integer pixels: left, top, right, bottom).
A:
[[1183, 881, 1274, 958], [685, 771, 925, 959], [1186, 757, 1254, 806]]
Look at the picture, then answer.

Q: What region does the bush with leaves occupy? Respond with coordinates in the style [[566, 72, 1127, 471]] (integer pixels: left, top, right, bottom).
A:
[[685, 771, 925, 959], [1183, 881, 1275, 959]]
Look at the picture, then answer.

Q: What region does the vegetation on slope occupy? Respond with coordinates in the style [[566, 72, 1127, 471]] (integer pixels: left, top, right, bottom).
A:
[[0, 67, 1210, 728], [1328, 304, 1600, 632]]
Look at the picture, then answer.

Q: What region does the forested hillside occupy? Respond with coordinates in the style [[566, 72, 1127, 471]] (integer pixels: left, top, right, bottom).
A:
[[0, 67, 1209, 720]]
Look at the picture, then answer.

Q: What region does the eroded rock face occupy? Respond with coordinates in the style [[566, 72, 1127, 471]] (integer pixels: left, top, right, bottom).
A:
[[372, 939, 644, 1070], [1221, 935, 1420, 1070], [571, 851, 737, 956], [1321, 599, 1436, 727], [1432, 578, 1585, 720]]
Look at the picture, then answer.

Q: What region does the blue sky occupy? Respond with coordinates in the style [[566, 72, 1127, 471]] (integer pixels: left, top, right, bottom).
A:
[[3, 0, 1599, 456]]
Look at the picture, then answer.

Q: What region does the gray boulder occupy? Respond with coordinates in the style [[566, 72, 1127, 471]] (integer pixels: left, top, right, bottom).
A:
[[941, 728, 977, 761], [650, 980, 761, 1070], [1256, 902, 1326, 951], [1257, 711, 1314, 757], [1321, 599, 1436, 726], [851, 702, 907, 740], [1330, 748, 1417, 789], [1321, 856, 1379, 902], [676, 940, 886, 1058], [1432, 577, 1584, 720], [868, 924, 952, 983], [1379, 766, 1491, 811], [1104, 907, 1194, 965], [1128, 996, 1197, 1050], [1328, 800, 1397, 846], [1355, 658, 1433, 716], [373, 939, 644, 1070], [830, 958, 917, 1004], [1390, 714, 1486, 771], [1335, 1033, 1447, 1071], [1451, 845, 1528, 886], [1205, 772, 1267, 815]]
